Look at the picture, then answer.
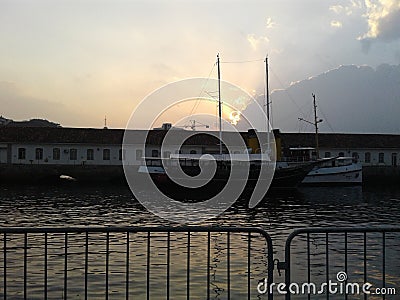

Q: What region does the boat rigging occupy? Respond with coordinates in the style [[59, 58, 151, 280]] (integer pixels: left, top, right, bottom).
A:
[[298, 93, 323, 159]]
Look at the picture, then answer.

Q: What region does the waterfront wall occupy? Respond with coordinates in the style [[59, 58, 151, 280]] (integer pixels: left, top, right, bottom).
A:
[[363, 166, 400, 184], [0, 164, 128, 183], [1, 163, 399, 184]]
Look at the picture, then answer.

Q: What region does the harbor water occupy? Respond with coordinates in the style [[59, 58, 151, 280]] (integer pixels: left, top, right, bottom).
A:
[[0, 184, 399, 299]]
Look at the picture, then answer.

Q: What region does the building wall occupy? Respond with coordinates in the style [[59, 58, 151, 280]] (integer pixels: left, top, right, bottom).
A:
[[11, 143, 124, 166], [319, 148, 399, 167], [8, 142, 400, 167], [9, 143, 210, 166]]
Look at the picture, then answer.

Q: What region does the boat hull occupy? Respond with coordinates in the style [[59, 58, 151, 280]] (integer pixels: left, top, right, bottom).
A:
[[302, 163, 362, 185], [143, 161, 316, 201]]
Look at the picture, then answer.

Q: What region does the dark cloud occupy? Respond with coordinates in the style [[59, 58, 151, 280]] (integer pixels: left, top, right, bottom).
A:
[[360, 1, 400, 49], [377, 8, 400, 42], [360, 38, 372, 53], [242, 64, 400, 134]]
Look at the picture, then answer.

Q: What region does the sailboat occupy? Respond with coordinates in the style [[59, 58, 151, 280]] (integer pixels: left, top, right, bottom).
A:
[[138, 54, 317, 201], [295, 94, 362, 185]]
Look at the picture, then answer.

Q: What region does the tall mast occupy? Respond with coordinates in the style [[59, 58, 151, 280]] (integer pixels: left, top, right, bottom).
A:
[[217, 54, 222, 155], [265, 56, 270, 127], [298, 93, 323, 159], [312, 93, 319, 159], [265, 56, 270, 152]]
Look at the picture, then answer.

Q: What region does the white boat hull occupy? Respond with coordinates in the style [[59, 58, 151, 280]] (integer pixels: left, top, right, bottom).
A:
[[302, 163, 362, 185]]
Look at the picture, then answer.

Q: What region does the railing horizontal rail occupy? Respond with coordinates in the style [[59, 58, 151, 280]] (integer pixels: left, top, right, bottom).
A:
[[0, 226, 271, 236], [0, 226, 274, 300]]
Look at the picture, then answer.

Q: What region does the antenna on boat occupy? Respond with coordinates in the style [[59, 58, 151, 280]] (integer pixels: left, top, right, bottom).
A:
[[298, 93, 323, 158], [217, 53, 222, 155], [265, 55, 271, 152]]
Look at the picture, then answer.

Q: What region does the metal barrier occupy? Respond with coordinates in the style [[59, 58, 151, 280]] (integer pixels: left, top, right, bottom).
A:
[[283, 227, 400, 299], [1, 226, 400, 299], [0, 227, 274, 300]]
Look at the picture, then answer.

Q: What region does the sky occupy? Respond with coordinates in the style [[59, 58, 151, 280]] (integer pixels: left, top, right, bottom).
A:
[[1, 0, 399, 130]]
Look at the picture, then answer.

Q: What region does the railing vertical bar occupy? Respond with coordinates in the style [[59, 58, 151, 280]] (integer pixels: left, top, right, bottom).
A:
[[106, 232, 109, 300], [24, 232, 27, 300], [207, 232, 210, 300], [167, 232, 170, 300], [3, 233, 6, 299], [267, 233, 274, 300], [307, 232, 310, 300], [344, 232, 348, 300], [326, 232, 329, 300], [187, 231, 190, 300], [285, 232, 291, 300], [247, 232, 251, 300], [64, 232, 68, 300], [364, 232, 367, 300], [147, 232, 150, 300], [85, 232, 88, 300], [44, 233, 48, 300], [227, 232, 230, 300], [126, 232, 130, 300], [382, 232, 386, 300]]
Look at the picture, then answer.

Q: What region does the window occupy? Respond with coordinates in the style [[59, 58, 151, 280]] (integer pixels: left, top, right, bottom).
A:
[[119, 149, 124, 161], [379, 152, 384, 163], [190, 150, 197, 154], [163, 151, 171, 159], [53, 148, 60, 160], [18, 148, 26, 160], [87, 149, 94, 160], [392, 153, 397, 167], [136, 149, 143, 161], [352, 152, 359, 162], [152, 149, 159, 157], [338, 152, 344, 157], [35, 148, 43, 160], [70, 149, 77, 160], [103, 149, 110, 160], [324, 152, 331, 158], [365, 152, 371, 163]]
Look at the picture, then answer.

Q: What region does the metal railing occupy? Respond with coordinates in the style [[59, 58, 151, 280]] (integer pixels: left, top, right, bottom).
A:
[[0, 226, 273, 300], [283, 227, 400, 299], [1, 226, 399, 299]]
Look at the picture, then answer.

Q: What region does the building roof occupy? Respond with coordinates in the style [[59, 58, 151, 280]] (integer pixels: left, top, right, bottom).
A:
[[0, 127, 244, 146], [281, 132, 400, 149], [0, 127, 124, 144], [1, 127, 399, 149]]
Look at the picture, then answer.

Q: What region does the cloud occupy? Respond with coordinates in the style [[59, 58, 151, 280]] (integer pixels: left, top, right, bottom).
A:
[[330, 5, 345, 14], [246, 34, 269, 51], [359, 0, 400, 43], [331, 20, 343, 27], [266, 17, 276, 29], [330, 3, 354, 15]]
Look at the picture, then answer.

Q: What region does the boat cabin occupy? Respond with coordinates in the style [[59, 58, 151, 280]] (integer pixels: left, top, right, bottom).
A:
[[283, 147, 317, 162]]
